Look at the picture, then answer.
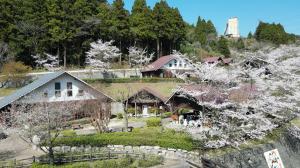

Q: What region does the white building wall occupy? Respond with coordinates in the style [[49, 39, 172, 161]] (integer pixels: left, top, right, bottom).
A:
[[225, 17, 240, 38], [23, 74, 96, 103], [161, 59, 192, 70]]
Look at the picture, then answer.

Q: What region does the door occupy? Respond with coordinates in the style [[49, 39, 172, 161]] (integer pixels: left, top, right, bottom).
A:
[[142, 105, 148, 116]]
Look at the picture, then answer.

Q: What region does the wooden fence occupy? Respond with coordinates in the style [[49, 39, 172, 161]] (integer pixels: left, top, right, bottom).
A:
[[0, 151, 157, 168]]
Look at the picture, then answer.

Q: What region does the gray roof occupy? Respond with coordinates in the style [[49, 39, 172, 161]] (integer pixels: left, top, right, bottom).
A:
[[0, 72, 65, 110], [0, 71, 114, 110]]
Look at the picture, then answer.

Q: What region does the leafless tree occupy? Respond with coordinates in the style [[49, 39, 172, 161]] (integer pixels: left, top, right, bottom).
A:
[[0, 98, 82, 164], [117, 85, 133, 131], [81, 100, 111, 133]]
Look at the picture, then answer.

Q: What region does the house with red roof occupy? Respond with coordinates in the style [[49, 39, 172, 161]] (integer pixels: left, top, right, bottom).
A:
[[141, 55, 193, 78]]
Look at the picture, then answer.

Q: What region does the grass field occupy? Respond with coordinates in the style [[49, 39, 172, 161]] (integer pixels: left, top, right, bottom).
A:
[[91, 82, 180, 101], [0, 88, 16, 97]]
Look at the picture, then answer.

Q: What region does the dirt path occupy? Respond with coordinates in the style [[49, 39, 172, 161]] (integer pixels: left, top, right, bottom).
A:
[[0, 134, 44, 160]]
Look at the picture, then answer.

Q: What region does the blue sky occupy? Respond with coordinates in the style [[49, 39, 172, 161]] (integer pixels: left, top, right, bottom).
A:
[[108, 0, 300, 36]]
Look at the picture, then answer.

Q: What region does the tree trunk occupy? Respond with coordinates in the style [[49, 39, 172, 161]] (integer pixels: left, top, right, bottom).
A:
[[57, 46, 60, 67], [156, 38, 160, 59], [119, 41, 122, 65], [63, 44, 67, 69], [134, 99, 137, 118], [124, 100, 128, 131]]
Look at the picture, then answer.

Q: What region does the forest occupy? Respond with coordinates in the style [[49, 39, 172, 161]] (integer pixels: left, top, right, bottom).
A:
[[0, 0, 297, 69]]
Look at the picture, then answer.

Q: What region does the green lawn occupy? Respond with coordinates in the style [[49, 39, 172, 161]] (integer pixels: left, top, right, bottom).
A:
[[0, 88, 16, 97], [91, 82, 180, 101], [53, 127, 195, 151]]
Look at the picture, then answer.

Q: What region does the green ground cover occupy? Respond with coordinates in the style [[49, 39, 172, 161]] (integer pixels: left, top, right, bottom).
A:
[[32, 156, 162, 168], [90, 82, 180, 100], [53, 127, 195, 151]]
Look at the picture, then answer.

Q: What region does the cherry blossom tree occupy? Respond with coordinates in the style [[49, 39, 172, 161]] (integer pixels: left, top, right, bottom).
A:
[[85, 40, 121, 70], [128, 46, 154, 68], [169, 45, 300, 148], [32, 53, 60, 71]]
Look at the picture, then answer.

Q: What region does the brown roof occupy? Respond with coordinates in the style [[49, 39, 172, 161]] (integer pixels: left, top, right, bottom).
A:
[[222, 58, 232, 64], [203, 57, 222, 63], [142, 55, 177, 72], [126, 87, 167, 103], [168, 84, 228, 105], [203, 57, 232, 64]]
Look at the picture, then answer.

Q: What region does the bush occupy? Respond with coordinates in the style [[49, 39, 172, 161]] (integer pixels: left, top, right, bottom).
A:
[[149, 107, 159, 114], [84, 77, 183, 84], [61, 130, 76, 137], [146, 118, 161, 127], [31, 157, 154, 168], [161, 112, 172, 118], [127, 107, 141, 115], [53, 127, 195, 151], [117, 113, 123, 119]]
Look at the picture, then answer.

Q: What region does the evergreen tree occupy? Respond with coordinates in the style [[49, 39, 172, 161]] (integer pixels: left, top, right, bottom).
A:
[[247, 32, 253, 39], [130, 0, 155, 45], [194, 17, 217, 45], [236, 38, 245, 50], [97, 2, 112, 40], [218, 36, 230, 57], [254, 21, 290, 45]]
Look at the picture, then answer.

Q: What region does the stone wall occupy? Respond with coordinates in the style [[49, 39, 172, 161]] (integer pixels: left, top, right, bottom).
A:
[[48, 145, 200, 161], [208, 130, 300, 168]]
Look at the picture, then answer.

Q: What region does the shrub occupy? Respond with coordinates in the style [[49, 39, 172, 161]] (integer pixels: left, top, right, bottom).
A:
[[127, 107, 141, 115], [149, 107, 159, 114], [117, 113, 123, 119], [161, 112, 172, 118], [32, 156, 162, 168], [146, 118, 161, 127], [53, 127, 195, 151], [61, 130, 76, 137]]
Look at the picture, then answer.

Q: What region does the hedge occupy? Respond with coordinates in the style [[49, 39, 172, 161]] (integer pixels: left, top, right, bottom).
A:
[[146, 118, 161, 127], [32, 156, 162, 168], [53, 127, 195, 151], [83, 77, 183, 84]]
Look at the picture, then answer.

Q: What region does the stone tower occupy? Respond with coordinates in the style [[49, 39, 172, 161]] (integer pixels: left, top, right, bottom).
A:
[[224, 17, 240, 38]]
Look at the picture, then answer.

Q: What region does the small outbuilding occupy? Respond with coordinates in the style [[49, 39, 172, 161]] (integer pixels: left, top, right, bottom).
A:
[[125, 87, 168, 116]]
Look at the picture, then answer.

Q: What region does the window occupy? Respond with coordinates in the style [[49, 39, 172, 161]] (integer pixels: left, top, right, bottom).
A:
[[174, 60, 177, 67], [169, 63, 172, 67], [43, 92, 48, 97], [67, 82, 73, 97], [55, 82, 61, 97], [78, 89, 84, 96], [179, 61, 182, 67]]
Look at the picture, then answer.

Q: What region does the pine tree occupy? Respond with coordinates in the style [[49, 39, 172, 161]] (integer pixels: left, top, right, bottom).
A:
[[130, 0, 155, 45], [111, 0, 130, 63], [218, 36, 230, 57], [236, 38, 245, 50], [247, 32, 253, 39]]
